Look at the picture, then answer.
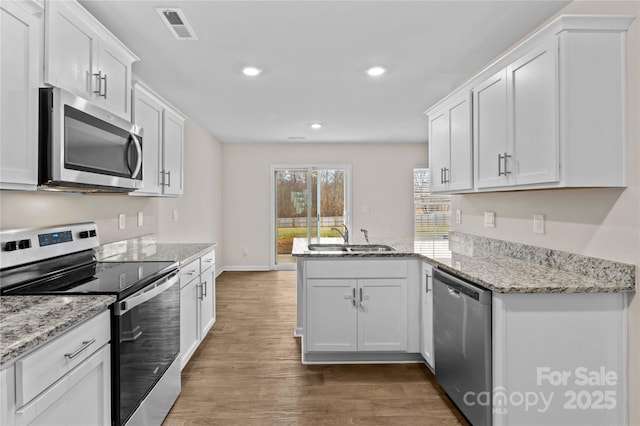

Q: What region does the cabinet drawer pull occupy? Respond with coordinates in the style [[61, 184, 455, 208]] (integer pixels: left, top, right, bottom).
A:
[[203, 259, 213, 263], [64, 339, 96, 360], [186, 270, 197, 276]]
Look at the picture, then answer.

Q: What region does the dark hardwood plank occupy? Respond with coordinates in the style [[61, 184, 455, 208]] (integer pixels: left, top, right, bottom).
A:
[[163, 271, 468, 425]]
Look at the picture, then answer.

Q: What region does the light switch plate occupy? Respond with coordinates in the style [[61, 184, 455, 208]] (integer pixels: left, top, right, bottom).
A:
[[533, 214, 545, 234], [118, 214, 126, 230], [484, 211, 495, 228], [455, 210, 462, 225], [137, 212, 144, 227], [172, 210, 179, 222]]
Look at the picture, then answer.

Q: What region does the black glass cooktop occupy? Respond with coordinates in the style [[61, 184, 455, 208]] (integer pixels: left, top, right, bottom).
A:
[[1, 250, 177, 299]]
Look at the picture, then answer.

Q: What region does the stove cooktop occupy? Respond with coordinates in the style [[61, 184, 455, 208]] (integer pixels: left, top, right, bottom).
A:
[[1, 255, 177, 300]]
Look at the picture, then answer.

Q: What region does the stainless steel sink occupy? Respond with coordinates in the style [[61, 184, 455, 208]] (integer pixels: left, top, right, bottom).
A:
[[346, 244, 395, 253], [307, 244, 348, 252], [307, 244, 395, 253]]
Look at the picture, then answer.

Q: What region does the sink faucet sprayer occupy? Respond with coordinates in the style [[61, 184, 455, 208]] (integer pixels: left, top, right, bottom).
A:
[[331, 223, 349, 244], [361, 228, 369, 243]]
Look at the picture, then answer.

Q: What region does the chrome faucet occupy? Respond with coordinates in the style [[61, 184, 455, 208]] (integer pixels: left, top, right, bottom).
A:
[[360, 228, 369, 243], [331, 223, 349, 244]]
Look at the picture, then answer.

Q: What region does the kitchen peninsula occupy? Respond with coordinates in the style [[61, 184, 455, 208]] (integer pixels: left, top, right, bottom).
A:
[[292, 232, 635, 425]]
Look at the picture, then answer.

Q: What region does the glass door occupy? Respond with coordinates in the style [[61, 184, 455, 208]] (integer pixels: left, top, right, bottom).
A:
[[273, 165, 349, 268]]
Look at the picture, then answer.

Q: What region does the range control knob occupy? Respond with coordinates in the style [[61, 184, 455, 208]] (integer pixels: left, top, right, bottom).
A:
[[79, 231, 89, 239], [4, 241, 17, 251], [18, 239, 31, 249], [89, 230, 97, 237]]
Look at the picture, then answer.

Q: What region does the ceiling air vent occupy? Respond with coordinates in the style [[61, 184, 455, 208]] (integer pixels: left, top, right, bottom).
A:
[[157, 8, 198, 40]]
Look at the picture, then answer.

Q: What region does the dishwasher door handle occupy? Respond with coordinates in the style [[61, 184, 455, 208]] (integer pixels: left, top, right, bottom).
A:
[[447, 287, 461, 298]]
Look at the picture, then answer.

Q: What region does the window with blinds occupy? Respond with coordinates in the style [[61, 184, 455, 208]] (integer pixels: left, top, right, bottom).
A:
[[414, 167, 452, 260]]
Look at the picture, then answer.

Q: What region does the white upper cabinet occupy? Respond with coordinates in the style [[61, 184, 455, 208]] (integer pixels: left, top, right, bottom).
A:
[[474, 38, 559, 189], [474, 69, 508, 189], [162, 108, 185, 196], [428, 91, 473, 193], [428, 15, 633, 193], [45, 0, 138, 120], [132, 82, 185, 197], [0, 0, 43, 190]]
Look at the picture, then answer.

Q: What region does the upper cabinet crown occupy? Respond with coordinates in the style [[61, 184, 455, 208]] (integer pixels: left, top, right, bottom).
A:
[[426, 15, 634, 194], [45, 0, 139, 120]]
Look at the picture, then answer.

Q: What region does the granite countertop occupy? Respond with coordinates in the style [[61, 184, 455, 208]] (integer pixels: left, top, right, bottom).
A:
[[292, 235, 636, 294], [0, 295, 115, 366], [97, 235, 216, 266]]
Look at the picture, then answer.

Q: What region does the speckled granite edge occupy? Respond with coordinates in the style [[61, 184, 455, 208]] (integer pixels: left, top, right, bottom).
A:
[[292, 237, 635, 294], [1, 295, 115, 366], [449, 231, 636, 287], [97, 235, 216, 265]]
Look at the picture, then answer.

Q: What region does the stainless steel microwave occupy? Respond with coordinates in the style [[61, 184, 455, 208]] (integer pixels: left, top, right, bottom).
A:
[[39, 88, 143, 192]]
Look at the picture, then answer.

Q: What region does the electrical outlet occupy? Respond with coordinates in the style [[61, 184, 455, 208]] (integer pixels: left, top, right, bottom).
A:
[[137, 212, 143, 227], [533, 214, 545, 234], [172, 210, 179, 222], [242, 247, 249, 257], [455, 210, 462, 225], [118, 214, 126, 230], [484, 211, 495, 228]]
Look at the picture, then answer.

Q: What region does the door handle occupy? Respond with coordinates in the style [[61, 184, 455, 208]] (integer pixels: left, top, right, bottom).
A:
[[447, 287, 461, 298], [426, 273, 432, 293], [93, 71, 102, 96], [130, 134, 142, 179]]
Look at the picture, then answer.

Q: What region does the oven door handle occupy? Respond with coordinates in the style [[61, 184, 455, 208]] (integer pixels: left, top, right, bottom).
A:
[[115, 271, 179, 316]]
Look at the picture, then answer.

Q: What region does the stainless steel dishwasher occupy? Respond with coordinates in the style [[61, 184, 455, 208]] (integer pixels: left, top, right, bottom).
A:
[[433, 268, 492, 426]]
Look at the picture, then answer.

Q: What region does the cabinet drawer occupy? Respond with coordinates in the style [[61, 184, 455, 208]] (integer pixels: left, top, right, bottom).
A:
[[200, 250, 215, 272], [15, 310, 110, 408], [306, 260, 408, 279], [180, 258, 200, 288]]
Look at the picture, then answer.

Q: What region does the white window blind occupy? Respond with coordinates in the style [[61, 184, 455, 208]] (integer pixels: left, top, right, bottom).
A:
[[414, 168, 451, 260]]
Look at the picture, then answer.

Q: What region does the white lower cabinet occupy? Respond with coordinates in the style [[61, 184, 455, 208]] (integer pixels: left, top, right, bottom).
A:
[[305, 260, 410, 353], [1, 310, 111, 426], [420, 262, 434, 370], [179, 249, 216, 370]]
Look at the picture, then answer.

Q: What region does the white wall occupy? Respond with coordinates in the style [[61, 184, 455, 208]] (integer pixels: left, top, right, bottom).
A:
[[156, 118, 223, 250], [221, 143, 426, 268], [0, 190, 159, 243], [450, 1, 640, 422]]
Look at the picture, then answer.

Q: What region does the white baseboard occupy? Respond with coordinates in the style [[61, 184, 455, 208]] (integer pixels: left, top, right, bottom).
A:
[[221, 265, 272, 272]]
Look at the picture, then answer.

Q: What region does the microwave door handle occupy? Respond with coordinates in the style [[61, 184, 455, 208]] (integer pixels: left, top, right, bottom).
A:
[[130, 134, 142, 178]]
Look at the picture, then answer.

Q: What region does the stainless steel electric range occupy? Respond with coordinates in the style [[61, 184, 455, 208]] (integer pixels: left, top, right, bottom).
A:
[[0, 222, 180, 426]]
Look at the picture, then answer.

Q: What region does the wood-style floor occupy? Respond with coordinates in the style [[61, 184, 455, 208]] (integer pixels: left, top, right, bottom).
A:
[[164, 271, 468, 425]]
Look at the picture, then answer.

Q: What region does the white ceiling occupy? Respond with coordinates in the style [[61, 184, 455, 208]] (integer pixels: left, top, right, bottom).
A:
[[79, 0, 570, 144]]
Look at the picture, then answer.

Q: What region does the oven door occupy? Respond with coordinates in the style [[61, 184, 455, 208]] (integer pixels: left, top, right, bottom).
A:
[[114, 271, 180, 425], [40, 87, 143, 191]]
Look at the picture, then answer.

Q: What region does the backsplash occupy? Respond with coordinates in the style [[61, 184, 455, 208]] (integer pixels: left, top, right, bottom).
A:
[[449, 231, 636, 286]]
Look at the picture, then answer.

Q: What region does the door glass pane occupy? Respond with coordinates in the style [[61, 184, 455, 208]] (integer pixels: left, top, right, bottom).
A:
[[274, 167, 348, 266], [317, 169, 345, 240], [275, 169, 308, 265]]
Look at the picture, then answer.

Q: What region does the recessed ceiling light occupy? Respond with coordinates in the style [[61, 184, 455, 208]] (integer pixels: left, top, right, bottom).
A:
[[310, 123, 322, 130], [242, 66, 262, 77], [366, 66, 387, 77]]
